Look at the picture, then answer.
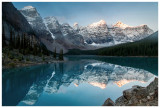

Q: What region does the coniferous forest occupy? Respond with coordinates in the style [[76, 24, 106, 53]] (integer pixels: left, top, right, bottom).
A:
[[2, 2, 64, 69], [2, 26, 64, 68], [2, 26, 50, 56]]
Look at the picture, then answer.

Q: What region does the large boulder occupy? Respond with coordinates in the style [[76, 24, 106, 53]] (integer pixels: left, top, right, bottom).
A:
[[103, 98, 115, 106], [112, 77, 158, 106]]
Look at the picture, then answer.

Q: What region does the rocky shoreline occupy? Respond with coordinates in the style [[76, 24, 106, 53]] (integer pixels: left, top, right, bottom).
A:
[[103, 77, 158, 106]]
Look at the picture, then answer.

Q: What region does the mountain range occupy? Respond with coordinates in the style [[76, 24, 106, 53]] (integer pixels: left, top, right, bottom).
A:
[[67, 31, 158, 56], [2, 3, 156, 54], [19, 5, 154, 53]]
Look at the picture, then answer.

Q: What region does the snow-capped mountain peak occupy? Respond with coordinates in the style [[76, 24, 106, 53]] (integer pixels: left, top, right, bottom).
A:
[[21, 6, 35, 11], [20, 5, 154, 51], [73, 22, 78, 27], [89, 20, 106, 27], [73, 22, 79, 31], [113, 21, 130, 29]]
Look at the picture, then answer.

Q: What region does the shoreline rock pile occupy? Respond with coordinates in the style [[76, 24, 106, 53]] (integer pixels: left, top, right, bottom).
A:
[[103, 77, 158, 106]]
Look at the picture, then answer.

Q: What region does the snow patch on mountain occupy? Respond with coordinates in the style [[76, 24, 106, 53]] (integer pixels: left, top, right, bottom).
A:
[[20, 5, 154, 51], [43, 20, 55, 39], [44, 16, 61, 34]]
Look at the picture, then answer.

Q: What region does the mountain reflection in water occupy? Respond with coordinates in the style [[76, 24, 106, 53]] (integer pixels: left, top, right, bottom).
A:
[[2, 56, 157, 106]]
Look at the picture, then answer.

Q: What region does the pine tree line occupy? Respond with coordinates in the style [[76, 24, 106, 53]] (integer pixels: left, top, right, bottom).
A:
[[3, 26, 64, 60], [53, 47, 64, 61], [3, 27, 49, 56]]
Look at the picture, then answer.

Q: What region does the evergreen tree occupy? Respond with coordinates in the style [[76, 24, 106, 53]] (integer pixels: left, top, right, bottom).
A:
[[23, 33, 26, 49], [2, 25, 6, 47], [46, 50, 50, 56], [33, 43, 37, 55], [28, 35, 31, 49], [12, 31, 16, 48], [42, 55, 45, 61], [53, 47, 56, 59], [20, 33, 23, 49], [21, 33, 25, 54], [59, 49, 64, 61], [9, 28, 13, 48], [16, 33, 20, 49]]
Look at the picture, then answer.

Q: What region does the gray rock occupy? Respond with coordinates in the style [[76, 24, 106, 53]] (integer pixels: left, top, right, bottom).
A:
[[147, 77, 158, 93], [147, 96, 151, 100], [103, 98, 115, 106], [128, 97, 139, 106], [141, 98, 147, 103], [123, 88, 136, 100], [114, 78, 158, 106], [149, 92, 154, 96]]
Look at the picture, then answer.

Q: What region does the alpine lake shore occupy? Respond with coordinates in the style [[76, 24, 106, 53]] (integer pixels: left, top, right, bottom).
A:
[[2, 48, 158, 106], [2, 47, 65, 69]]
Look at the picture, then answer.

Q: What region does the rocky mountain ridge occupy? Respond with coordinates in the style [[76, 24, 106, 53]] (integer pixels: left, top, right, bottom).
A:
[[19, 5, 154, 53]]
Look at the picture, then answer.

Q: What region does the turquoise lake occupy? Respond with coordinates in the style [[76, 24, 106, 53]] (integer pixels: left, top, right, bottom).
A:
[[2, 56, 158, 106]]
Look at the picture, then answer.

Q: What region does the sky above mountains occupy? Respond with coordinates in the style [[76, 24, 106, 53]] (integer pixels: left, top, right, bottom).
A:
[[13, 2, 158, 31]]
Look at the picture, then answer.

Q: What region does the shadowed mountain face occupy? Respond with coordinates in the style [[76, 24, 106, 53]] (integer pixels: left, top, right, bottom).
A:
[[2, 2, 34, 39], [19, 6, 53, 41], [2, 2, 47, 50], [2, 56, 157, 106]]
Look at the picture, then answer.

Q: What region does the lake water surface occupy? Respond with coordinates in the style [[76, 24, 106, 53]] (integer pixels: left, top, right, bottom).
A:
[[2, 56, 158, 106]]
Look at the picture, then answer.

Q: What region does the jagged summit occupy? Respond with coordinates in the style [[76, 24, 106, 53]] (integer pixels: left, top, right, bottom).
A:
[[113, 21, 130, 29], [44, 16, 57, 21], [73, 22, 78, 26], [44, 16, 59, 25], [44, 16, 60, 35], [19, 5, 154, 50], [21, 6, 35, 10], [73, 22, 79, 31], [89, 20, 107, 27], [20, 5, 39, 18]]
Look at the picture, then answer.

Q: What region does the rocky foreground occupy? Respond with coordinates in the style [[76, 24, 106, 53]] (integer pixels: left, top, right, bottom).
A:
[[103, 78, 158, 106]]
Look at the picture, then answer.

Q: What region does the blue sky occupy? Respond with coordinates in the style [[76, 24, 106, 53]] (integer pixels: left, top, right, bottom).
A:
[[13, 2, 158, 31]]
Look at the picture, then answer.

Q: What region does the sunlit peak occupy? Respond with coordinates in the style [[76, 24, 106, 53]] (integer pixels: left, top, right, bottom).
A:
[[74, 83, 79, 87], [115, 79, 146, 87], [89, 82, 106, 89], [89, 20, 106, 27], [73, 22, 78, 26], [113, 21, 130, 29]]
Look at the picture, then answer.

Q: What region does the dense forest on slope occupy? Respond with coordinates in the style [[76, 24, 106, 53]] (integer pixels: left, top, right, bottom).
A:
[[67, 31, 158, 56], [2, 2, 64, 68], [2, 2, 50, 55]]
